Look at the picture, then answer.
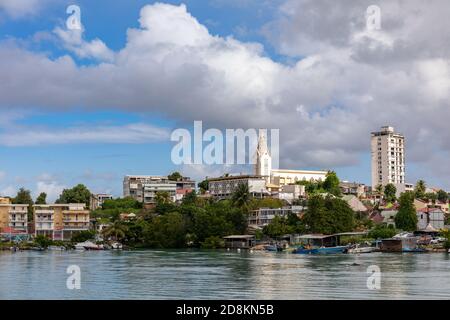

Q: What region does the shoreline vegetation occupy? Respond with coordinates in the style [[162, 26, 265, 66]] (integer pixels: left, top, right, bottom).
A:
[[1, 173, 449, 253]]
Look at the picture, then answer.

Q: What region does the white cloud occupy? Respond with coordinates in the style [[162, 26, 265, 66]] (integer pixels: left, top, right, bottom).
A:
[[36, 180, 65, 203], [0, 0, 49, 18], [0, 123, 170, 146], [54, 27, 115, 62], [0, 185, 16, 197], [0, 2, 449, 188]]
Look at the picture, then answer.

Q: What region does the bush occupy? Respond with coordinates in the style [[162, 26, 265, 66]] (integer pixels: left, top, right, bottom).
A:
[[71, 230, 95, 243], [34, 235, 53, 248], [368, 224, 397, 239], [201, 236, 225, 249]]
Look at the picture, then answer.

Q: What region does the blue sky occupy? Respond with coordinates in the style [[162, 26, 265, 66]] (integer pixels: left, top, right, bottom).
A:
[[0, 0, 448, 200]]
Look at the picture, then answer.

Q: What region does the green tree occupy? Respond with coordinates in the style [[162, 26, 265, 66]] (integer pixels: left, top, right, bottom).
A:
[[414, 180, 426, 200], [302, 195, 355, 234], [394, 192, 418, 231], [263, 216, 293, 238], [182, 190, 197, 206], [201, 236, 225, 249], [12, 188, 34, 221], [102, 221, 128, 241], [57, 184, 91, 207], [35, 192, 47, 205], [71, 230, 95, 243], [323, 171, 341, 196], [198, 179, 209, 193], [423, 192, 437, 204], [102, 197, 142, 210], [231, 183, 250, 209], [168, 171, 182, 181], [368, 224, 397, 239], [34, 235, 52, 248], [375, 184, 383, 194], [437, 190, 449, 203], [384, 183, 397, 203]]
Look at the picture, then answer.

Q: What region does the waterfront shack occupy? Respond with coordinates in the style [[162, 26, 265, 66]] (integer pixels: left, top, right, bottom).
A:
[[223, 235, 255, 249]]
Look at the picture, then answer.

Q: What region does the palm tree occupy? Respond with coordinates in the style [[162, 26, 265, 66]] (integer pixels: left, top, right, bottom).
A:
[[102, 221, 128, 242], [232, 183, 250, 209]]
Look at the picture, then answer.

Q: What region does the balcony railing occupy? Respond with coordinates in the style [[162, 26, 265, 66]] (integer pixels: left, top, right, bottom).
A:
[[62, 225, 89, 230]]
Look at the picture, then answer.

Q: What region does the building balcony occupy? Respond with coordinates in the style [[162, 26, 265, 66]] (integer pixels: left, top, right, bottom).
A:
[[63, 225, 89, 230]]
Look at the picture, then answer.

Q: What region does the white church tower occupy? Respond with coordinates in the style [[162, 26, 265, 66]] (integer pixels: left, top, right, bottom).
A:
[[254, 130, 272, 180]]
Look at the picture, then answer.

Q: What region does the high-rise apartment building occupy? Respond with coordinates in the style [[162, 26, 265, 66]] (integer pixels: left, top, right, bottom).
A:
[[0, 203, 29, 234], [371, 126, 405, 191]]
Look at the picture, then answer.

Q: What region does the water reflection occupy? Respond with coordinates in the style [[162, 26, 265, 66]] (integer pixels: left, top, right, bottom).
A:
[[1, 250, 449, 299]]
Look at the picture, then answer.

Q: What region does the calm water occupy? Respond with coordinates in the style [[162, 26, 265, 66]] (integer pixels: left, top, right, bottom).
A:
[[1, 249, 450, 299]]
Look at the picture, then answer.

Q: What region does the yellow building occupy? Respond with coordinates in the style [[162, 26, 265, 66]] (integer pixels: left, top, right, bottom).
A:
[[34, 204, 90, 240], [0, 197, 12, 204], [0, 204, 29, 234]]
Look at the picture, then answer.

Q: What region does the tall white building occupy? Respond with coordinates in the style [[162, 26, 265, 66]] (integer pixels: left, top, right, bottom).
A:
[[371, 126, 405, 191]]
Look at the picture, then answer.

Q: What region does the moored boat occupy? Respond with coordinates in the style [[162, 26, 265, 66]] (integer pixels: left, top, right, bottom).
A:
[[346, 244, 374, 254]]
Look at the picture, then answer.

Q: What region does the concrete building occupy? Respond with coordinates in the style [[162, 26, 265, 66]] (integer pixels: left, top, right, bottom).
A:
[[0, 204, 29, 234], [340, 182, 366, 197], [34, 204, 90, 240], [90, 193, 113, 211], [208, 175, 269, 199], [123, 175, 195, 205], [248, 206, 304, 228], [371, 126, 405, 193]]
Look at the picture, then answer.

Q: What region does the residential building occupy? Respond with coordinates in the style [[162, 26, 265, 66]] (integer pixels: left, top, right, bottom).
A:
[[208, 175, 269, 199], [379, 209, 398, 227], [123, 175, 195, 205], [371, 126, 405, 193], [0, 197, 11, 204], [34, 204, 90, 240], [248, 206, 304, 228], [416, 208, 445, 231], [275, 184, 306, 202], [340, 181, 366, 197], [0, 204, 29, 234], [90, 193, 113, 211]]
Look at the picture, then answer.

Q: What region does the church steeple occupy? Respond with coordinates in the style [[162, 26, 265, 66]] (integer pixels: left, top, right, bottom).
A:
[[254, 130, 272, 179]]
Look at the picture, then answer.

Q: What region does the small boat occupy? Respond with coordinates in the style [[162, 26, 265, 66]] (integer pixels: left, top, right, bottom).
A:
[[74, 241, 104, 251], [264, 244, 282, 252], [346, 244, 374, 254], [314, 246, 347, 254], [110, 242, 123, 250], [48, 246, 66, 251], [292, 247, 315, 254]]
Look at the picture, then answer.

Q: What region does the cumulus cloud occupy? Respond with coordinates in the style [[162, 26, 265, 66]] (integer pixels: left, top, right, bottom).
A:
[[0, 0, 47, 18], [36, 180, 65, 202], [0, 2, 449, 188], [53, 27, 115, 62], [0, 123, 170, 146]]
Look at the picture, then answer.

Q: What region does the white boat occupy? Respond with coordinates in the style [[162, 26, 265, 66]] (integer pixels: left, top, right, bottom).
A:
[[111, 242, 123, 250], [48, 245, 65, 251], [346, 244, 374, 254], [75, 241, 104, 250]]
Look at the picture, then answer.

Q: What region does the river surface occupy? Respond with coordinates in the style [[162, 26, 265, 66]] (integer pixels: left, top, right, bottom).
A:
[[1, 249, 450, 299]]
